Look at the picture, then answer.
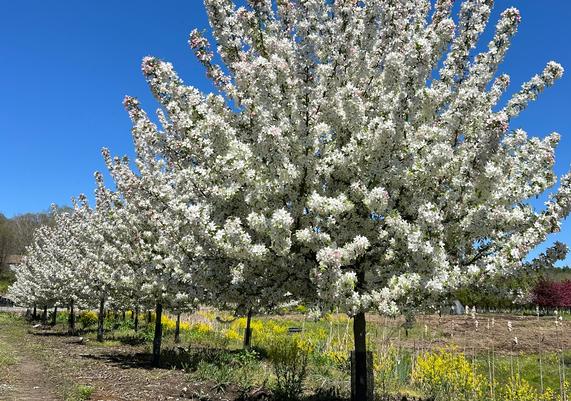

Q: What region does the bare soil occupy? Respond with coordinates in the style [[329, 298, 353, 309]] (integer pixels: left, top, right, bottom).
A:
[[0, 329, 58, 401], [0, 318, 244, 401], [367, 313, 571, 355]]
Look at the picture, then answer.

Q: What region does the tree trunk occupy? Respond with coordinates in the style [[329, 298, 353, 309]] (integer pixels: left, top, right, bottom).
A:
[[122, 310, 126, 321], [51, 306, 58, 326], [352, 311, 372, 401], [97, 298, 105, 342], [243, 308, 253, 348], [42, 306, 48, 324], [147, 310, 152, 324], [131, 309, 135, 321], [152, 302, 163, 367], [351, 268, 373, 401], [32, 305, 37, 320], [68, 299, 75, 335], [134, 306, 139, 332], [174, 313, 181, 344]]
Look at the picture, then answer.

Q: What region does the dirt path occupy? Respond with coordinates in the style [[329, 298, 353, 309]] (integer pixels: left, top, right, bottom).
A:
[[7, 356, 58, 401], [0, 330, 58, 401], [0, 314, 217, 401]]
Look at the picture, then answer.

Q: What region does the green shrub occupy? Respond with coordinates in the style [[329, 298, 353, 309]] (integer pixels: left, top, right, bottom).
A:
[[190, 349, 267, 394], [78, 311, 98, 329], [267, 336, 309, 400], [374, 346, 407, 396], [65, 384, 94, 401], [231, 349, 266, 391], [194, 360, 234, 393], [499, 376, 564, 401], [56, 310, 69, 325], [412, 348, 485, 401]]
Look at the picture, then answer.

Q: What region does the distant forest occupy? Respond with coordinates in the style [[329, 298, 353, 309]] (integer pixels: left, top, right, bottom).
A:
[[0, 206, 71, 267], [545, 265, 571, 281]]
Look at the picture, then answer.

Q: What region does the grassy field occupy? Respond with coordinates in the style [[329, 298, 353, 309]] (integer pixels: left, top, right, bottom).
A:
[[1, 308, 569, 400], [69, 308, 571, 400], [0, 314, 19, 369]]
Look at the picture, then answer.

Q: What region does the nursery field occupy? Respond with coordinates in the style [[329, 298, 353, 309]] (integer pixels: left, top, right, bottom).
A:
[[0, 309, 569, 401]]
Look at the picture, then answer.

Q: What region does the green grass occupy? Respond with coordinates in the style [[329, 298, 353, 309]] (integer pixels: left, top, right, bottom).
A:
[[190, 349, 269, 392], [64, 384, 94, 401], [476, 351, 571, 392], [0, 343, 18, 368], [0, 313, 23, 390], [0, 312, 25, 332]]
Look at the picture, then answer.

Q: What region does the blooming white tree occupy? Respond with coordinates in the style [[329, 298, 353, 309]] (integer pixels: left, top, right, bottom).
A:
[[72, 182, 128, 342], [100, 137, 201, 366], [10, 205, 87, 333], [10, 0, 570, 398], [119, 0, 571, 398]]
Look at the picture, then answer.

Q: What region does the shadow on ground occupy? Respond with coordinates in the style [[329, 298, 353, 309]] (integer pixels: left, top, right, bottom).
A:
[[30, 330, 74, 337], [79, 347, 429, 401], [79, 346, 247, 371]]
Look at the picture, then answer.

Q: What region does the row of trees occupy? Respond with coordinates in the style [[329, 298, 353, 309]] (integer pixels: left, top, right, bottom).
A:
[[9, 1, 571, 399]]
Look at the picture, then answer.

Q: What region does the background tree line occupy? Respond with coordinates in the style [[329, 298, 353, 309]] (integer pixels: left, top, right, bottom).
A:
[[453, 266, 571, 312], [0, 207, 70, 293]]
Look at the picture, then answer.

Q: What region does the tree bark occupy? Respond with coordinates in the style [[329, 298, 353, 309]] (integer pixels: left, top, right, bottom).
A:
[[32, 305, 37, 320], [351, 269, 373, 401], [134, 306, 139, 332], [51, 306, 58, 326], [174, 313, 181, 344], [147, 310, 152, 324], [97, 298, 105, 342], [352, 311, 369, 400], [243, 308, 253, 348], [152, 302, 163, 367], [42, 306, 48, 324], [68, 299, 75, 335]]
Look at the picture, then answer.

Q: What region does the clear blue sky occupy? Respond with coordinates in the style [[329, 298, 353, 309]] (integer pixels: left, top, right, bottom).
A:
[[1, 1, 570, 264]]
